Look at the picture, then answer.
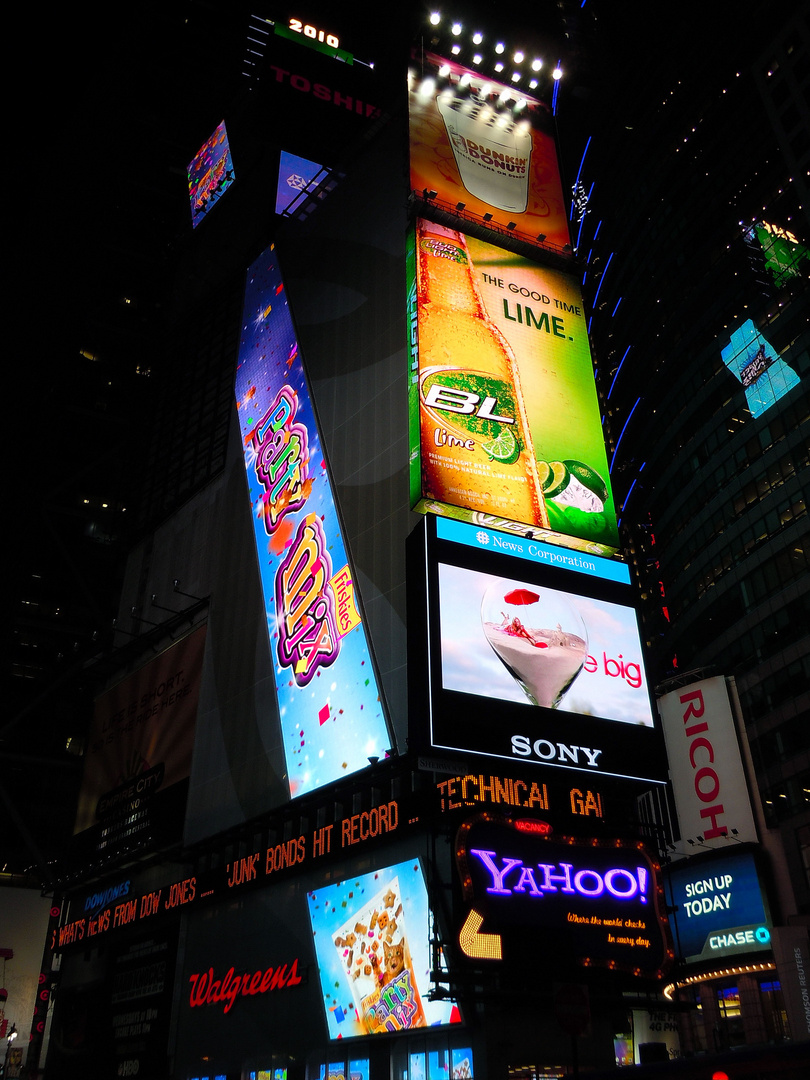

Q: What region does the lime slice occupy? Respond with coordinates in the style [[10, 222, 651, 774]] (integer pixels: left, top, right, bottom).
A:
[[562, 460, 608, 503], [544, 460, 570, 497], [482, 427, 520, 464], [536, 460, 552, 490]]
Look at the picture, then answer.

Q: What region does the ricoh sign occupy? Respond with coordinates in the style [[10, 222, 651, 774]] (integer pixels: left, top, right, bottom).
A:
[[657, 676, 757, 848]]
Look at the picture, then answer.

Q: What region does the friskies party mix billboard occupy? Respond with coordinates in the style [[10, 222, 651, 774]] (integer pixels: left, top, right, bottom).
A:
[[235, 244, 390, 799], [408, 220, 618, 554]]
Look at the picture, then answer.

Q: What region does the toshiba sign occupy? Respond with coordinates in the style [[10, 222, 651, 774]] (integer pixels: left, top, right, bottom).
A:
[[658, 677, 757, 848]]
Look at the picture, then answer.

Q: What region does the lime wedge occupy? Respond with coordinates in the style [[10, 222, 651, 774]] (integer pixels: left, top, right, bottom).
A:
[[482, 427, 520, 464], [563, 460, 608, 503]]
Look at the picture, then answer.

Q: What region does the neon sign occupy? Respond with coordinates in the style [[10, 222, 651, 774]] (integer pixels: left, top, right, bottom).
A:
[[288, 18, 339, 49], [456, 814, 672, 978], [187, 958, 303, 1014], [470, 849, 649, 903]]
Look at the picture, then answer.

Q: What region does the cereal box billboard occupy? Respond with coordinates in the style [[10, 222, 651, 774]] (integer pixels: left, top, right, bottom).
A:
[[306, 860, 460, 1038]]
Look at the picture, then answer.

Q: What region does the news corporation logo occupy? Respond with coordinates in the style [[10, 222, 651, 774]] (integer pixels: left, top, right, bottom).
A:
[[476, 531, 490, 546]]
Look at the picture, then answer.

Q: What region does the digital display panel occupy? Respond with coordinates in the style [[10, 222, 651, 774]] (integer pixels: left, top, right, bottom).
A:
[[457, 815, 672, 978], [408, 220, 618, 555], [235, 243, 390, 798], [275, 150, 329, 216], [720, 318, 800, 419], [409, 53, 569, 250], [306, 859, 460, 1038], [416, 518, 666, 784], [750, 221, 809, 288], [73, 626, 205, 855], [187, 121, 235, 228], [451, 1049, 474, 1079], [664, 851, 771, 965]]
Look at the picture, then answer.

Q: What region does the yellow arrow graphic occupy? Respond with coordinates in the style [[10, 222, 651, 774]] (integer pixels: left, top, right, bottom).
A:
[[459, 908, 502, 960]]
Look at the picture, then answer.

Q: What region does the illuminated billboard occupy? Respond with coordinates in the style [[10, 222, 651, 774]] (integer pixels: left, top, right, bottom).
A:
[[408, 220, 618, 555], [664, 851, 771, 965], [749, 221, 809, 288], [275, 150, 330, 216], [73, 627, 205, 854], [414, 517, 667, 784], [235, 243, 390, 799], [457, 814, 672, 978], [409, 53, 569, 250], [187, 121, 235, 228], [657, 676, 757, 847], [720, 318, 799, 419], [306, 859, 460, 1038]]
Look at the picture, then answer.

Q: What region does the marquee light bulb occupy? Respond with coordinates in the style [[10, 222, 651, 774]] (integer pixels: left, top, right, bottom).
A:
[[495, 42, 505, 54], [514, 51, 524, 63], [451, 22, 462, 35], [429, 12, 440, 26], [553, 66, 563, 80], [532, 58, 543, 71], [473, 32, 483, 44]]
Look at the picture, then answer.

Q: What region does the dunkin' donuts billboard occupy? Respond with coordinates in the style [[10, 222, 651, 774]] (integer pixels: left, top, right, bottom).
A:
[[409, 53, 569, 251], [235, 243, 391, 799]]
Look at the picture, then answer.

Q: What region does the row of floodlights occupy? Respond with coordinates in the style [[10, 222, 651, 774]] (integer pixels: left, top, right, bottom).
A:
[[428, 12, 563, 84]]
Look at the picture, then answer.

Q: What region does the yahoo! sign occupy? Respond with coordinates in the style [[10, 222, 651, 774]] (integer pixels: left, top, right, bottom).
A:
[[470, 849, 649, 904], [457, 814, 672, 978]]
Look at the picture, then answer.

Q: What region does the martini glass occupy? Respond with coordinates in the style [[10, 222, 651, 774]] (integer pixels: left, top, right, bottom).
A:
[[481, 581, 587, 707]]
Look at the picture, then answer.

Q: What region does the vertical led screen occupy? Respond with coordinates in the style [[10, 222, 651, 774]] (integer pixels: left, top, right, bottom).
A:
[[408, 220, 618, 554], [235, 243, 390, 798], [720, 318, 799, 419], [306, 859, 460, 1038], [187, 120, 235, 228], [409, 54, 569, 251]]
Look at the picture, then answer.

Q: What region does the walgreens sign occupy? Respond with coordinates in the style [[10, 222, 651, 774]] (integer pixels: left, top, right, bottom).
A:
[[658, 677, 757, 848]]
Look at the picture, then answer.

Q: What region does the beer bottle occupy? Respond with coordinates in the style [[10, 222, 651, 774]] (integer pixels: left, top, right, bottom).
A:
[[416, 219, 548, 529]]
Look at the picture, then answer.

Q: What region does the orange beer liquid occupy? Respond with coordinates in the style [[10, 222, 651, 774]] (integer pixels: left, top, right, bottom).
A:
[[416, 220, 548, 529]]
